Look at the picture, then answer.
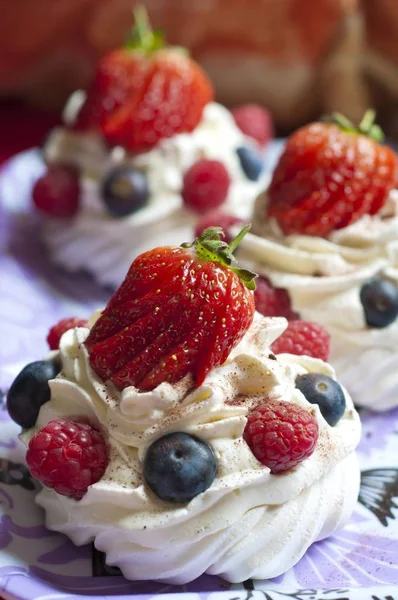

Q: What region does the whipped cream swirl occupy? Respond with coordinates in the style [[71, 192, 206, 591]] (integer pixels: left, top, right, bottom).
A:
[[238, 184, 398, 411], [40, 102, 265, 287], [23, 313, 360, 583]]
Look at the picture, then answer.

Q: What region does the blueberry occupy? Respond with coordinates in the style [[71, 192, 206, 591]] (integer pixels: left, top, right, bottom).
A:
[[295, 373, 346, 426], [360, 277, 398, 328], [101, 165, 149, 217], [144, 432, 217, 503], [236, 146, 264, 181], [7, 360, 61, 429]]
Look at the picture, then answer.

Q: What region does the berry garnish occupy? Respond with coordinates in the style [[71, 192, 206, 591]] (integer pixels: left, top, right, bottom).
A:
[[74, 8, 213, 153], [26, 419, 108, 500], [254, 276, 299, 320], [101, 165, 149, 218], [194, 211, 243, 243], [32, 164, 80, 218], [144, 432, 217, 503], [182, 160, 230, 212], [85, 226, 256, 392], [243, 400, 318, 473], [295, 373, 346, 427], [360, 277, 398, 328], [232, 104, 273, 148], [236, 146, 264, 181], [271, 320, 331, 361], [47, 317, 89, 350], [267, 111, 397, 236], [7, 360, 61, 429]]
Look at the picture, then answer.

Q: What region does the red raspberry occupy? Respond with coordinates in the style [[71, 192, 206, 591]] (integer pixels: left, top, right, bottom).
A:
[[232, 104, 273, 148], [182, 160, 230, 212], [271, 320, 331, 361], [194, 211, 243, 243], [47, 317, 89, 350], [254, 276, 299, 320], [32, 164, 80, 218], [244, 400, 319, 473], [26, 419, 108, 500]]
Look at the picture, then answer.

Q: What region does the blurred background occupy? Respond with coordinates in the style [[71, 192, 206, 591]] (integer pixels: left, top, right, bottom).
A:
[[1, 0, 398, 163]]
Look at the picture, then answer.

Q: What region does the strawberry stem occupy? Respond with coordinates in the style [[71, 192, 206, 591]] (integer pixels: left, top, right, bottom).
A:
[[181, 225, 257, 290], [327, 110, 385, 143], [125, 6, 164, 52]]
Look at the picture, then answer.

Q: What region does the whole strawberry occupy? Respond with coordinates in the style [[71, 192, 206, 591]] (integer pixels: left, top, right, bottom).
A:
[[85, 226, 256, 391], [74, 8, 213, 153], [267, 111, 397, 237]]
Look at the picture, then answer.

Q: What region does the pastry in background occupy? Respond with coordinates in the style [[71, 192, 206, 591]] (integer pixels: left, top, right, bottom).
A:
[[237, 112, 398, 412], [31, 11, 269, 287]]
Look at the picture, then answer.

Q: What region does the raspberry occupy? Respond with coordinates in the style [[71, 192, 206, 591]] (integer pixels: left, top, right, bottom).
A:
[[182, 160, 230, 212], [47, 317, 88, 350], [194, 211, 243, 243], [232, 104, 273, 147], [32, 164, 80, 218], [254, 276, 299, 320], [26, 419, 108, 499], [271, 320, 331, 361], [244, 400, 319, 473]]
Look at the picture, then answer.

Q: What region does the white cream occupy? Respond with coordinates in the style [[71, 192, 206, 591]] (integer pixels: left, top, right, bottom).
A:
[[238, 185, 398, 411], [22, 313, 361, 584], [40, 102, 266, 287]]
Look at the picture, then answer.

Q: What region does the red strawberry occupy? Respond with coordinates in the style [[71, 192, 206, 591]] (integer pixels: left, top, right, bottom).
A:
[[85, 226, 256, 392], [267, 111, 398, 237], [74, 9, 213, 153]]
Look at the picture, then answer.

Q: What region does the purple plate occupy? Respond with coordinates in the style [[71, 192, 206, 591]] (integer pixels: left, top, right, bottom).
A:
[[0, 149, 398, 600]]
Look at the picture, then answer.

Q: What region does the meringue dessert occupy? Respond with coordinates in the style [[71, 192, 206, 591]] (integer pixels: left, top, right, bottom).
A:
[[8, 228, 361, 584], [31, 11, 267, 288], [238, 112, 398, 411]]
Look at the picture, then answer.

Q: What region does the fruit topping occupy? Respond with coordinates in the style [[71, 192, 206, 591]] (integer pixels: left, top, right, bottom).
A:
[[182, 159, 230, 212], [7, 360, 61, 429], [254, 276, 299, 320], [85, 226, 256, 392], [267, 111, 397, 237], [101, 165, 149, 217], [26, 419, 108, 500], [144, 432, 217, 503], [271, 320, 331, 361], [47, 317, 89, 350], [243, 400, 318, 473], [360, 277, 398, 328], [295, 373, 346, 427], [32, 163, 80, 218], [194, 211, 243, 243], [232, 104, 273, 148], [74, 8, 213, 153], [236, 146, 264, 181]]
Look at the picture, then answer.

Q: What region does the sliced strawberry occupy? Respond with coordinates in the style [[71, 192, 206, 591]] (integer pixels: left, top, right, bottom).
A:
[[85, 227, 256, 391], [74, 11, 213, 153]]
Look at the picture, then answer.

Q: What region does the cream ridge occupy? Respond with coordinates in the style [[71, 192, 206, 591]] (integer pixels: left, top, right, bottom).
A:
[[40, 101, 266, 288], [237, 184, 398, 411], [21, 313, 361, 584]]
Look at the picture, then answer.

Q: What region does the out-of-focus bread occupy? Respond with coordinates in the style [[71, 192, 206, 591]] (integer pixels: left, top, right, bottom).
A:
[[0, 0, 134, 109], [144, 0, 350, 129], [1, 0, 398, 137]]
